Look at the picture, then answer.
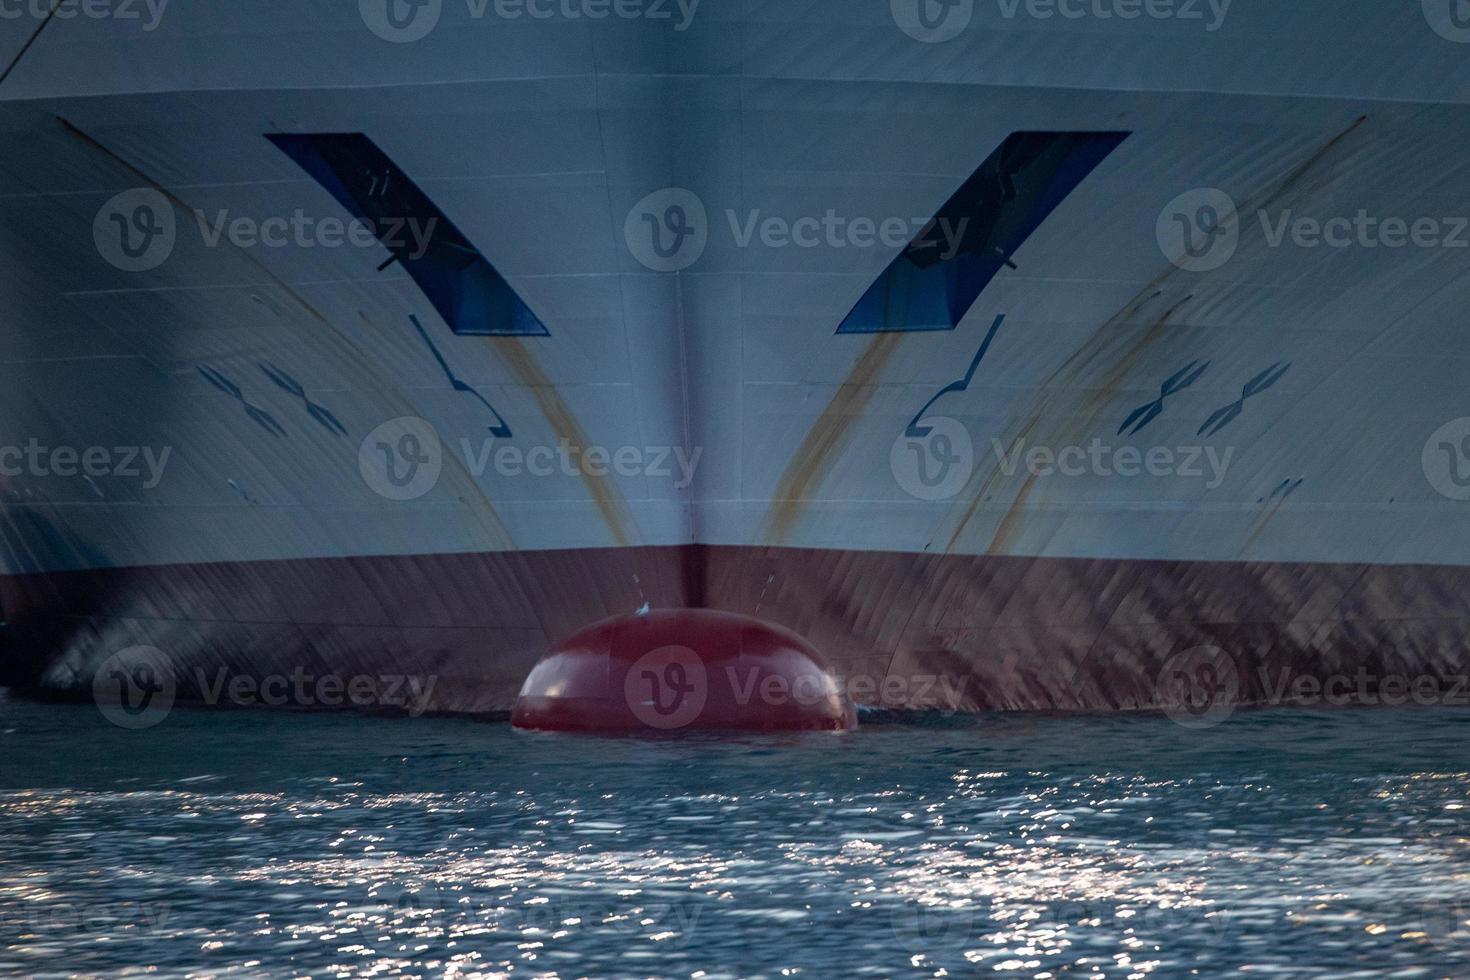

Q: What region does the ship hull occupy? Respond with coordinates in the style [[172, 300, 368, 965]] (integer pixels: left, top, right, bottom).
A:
[[6, 1, 1470, 715]]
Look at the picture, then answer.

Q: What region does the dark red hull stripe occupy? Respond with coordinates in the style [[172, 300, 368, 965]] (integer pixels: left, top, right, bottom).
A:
[[5, 546, 1470, 713]]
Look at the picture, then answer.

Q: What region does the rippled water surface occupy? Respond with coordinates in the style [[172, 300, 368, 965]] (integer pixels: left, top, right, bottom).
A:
[[3, 696, 1470, 978]]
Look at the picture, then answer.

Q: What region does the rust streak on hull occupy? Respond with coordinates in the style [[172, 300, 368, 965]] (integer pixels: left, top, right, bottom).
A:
[[763, 331, 905, 545], [984, 470, 1038, 556], [492, 337, 638, 548], [944, 292, 1188, 554], [941, 114, 1370, 558]]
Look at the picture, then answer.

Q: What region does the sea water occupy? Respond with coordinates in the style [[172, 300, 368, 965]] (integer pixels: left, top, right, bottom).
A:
[[2, 694, 1469, 977]]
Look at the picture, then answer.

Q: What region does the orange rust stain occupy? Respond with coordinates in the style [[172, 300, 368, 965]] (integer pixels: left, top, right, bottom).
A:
[[939, 116, 1369, 557], [492, 337, 637, 548], [1249, 115, 1367, 216], [763, 331, 905, 544], [1077, 296, 1192, 422], [941, 411, 1040, 553], [944, 295, 1188, 554], [984, 470, 1038, 556], [961, 289, 1179, 556]]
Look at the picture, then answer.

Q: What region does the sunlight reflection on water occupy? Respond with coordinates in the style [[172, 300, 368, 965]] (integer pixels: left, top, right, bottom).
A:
[[2, 700, 1469, 977]]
